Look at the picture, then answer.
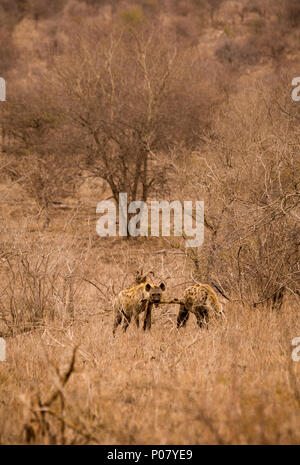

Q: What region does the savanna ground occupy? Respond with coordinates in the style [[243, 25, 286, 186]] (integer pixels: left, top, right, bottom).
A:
[[2, 283, 300, 445], [1, 0, 300, 445], [0, 203, 299, 445]]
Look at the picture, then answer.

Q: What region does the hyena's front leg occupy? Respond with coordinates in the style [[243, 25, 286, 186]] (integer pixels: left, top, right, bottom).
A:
[[195, 312, 203, 328], [135, 314, 140, 329], [113, 309, 122, 336], [143, 301, 152, 331], [195, 307, 209, 329], [177, 304, 190, 328], [202, 308, 209, 328]]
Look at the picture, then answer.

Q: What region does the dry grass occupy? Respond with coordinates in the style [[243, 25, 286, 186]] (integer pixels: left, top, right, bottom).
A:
[[1, 0, 300, 445], [0, 201, 299, 445], [1, 272, 299, 444]]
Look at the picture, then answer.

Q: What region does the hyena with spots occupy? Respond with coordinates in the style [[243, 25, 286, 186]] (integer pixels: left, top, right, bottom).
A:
[[113, 281, 166, 335], [177, 283, 223, 329]]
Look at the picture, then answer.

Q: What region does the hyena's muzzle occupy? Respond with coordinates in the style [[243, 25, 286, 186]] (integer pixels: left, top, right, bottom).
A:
[[147, 282, 166, 307]]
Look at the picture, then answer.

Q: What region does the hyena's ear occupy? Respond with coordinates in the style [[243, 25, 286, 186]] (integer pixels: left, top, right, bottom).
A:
[[145, 283, 152, 292], [160, 282, 166, 291], [135, 269, 147, 284]]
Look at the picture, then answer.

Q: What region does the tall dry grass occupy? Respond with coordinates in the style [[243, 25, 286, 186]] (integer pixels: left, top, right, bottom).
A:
[[1, 0, 300, 445], [0, 226, 299, 444]]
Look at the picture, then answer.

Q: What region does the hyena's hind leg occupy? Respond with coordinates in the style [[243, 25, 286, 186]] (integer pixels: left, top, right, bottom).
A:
[[177, 304, 190, 328], [195, 307, 209, 329], [113, 309, 122, 336], [122, 313, 131, 332]]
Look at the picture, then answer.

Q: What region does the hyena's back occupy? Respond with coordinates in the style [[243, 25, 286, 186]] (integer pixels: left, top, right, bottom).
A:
[[184, 284, 222, 314], [177, 283, 223, 329]]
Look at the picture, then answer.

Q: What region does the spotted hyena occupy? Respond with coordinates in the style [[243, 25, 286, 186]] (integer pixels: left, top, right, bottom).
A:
[[177, 283, 223, 329], [113, 281, 166, 335]]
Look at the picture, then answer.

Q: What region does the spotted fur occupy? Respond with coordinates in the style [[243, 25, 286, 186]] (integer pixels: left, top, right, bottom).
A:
[[177, 283, 223, 329], [113, 281, 166, 335]]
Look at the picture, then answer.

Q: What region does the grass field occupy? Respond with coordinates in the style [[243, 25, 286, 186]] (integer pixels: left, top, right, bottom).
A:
[[1, 0, 300, 445], [0, 232, 299, 444]]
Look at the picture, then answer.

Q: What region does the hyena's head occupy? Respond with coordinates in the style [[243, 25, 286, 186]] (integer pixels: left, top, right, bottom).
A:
[[144, 282, 166, 306]]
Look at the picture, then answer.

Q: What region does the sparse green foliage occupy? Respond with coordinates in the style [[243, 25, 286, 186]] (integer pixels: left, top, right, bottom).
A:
[[121, 6, 144, 27]]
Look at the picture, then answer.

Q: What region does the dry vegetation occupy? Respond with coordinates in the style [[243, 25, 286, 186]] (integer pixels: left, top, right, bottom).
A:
[[0, 0, 300, 445]]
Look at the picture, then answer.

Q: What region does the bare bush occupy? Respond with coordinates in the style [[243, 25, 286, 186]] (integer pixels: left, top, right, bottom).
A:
[[0, 237, 91, 337], [41, 24, 214, 208], [170, 80, 300, 307], [1, 85, 80, 227]]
